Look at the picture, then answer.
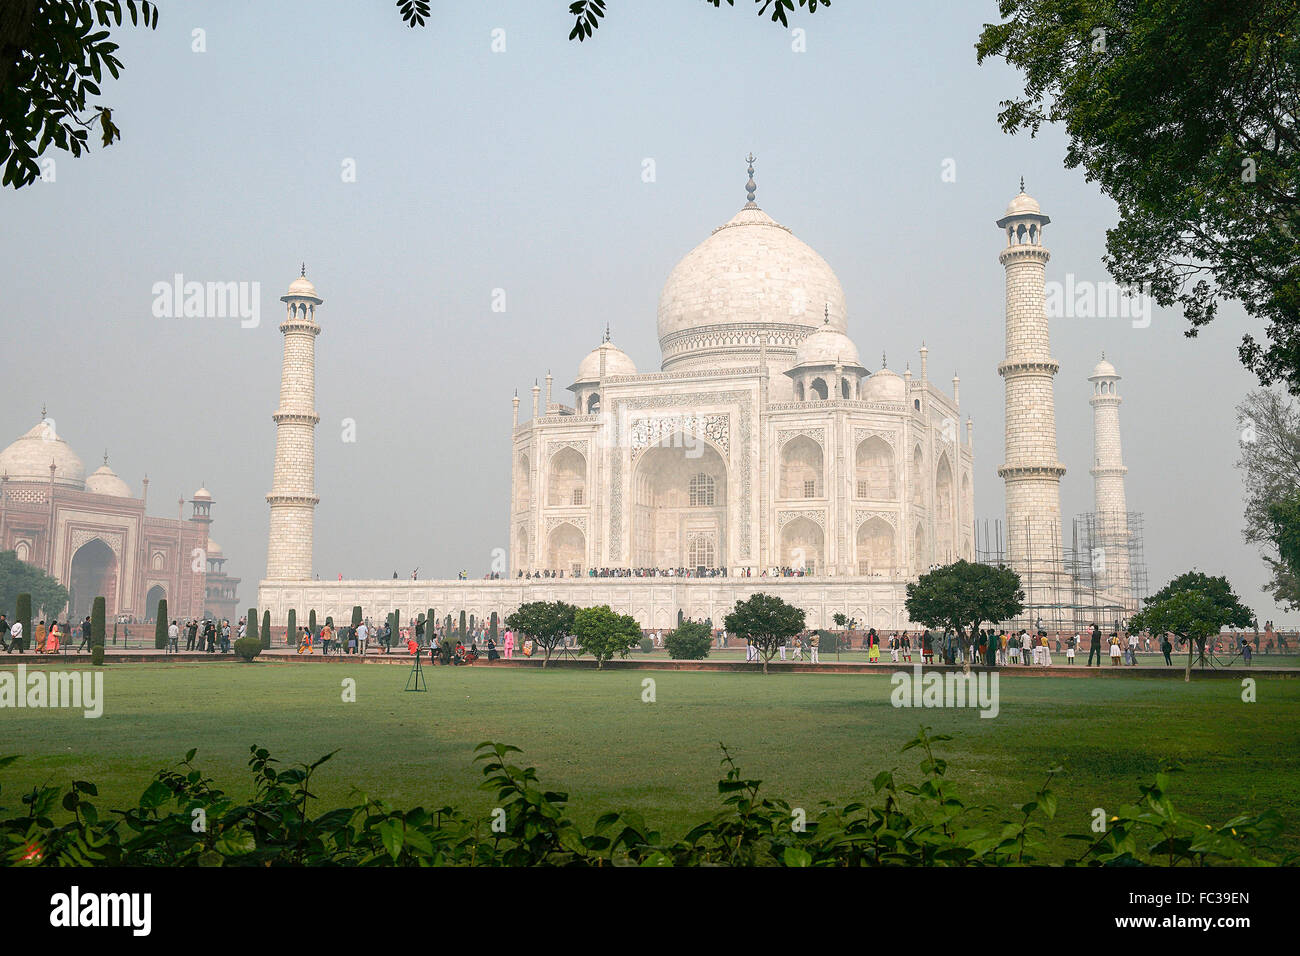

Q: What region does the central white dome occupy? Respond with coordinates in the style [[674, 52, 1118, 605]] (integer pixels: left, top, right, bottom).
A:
[[657, 204, 847, 371]]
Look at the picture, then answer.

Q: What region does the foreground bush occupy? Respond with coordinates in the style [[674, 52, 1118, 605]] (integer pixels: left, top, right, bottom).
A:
[[233, 637, 262, 662], [665, 620, 712, 660], [0, 728, 1286, 867]]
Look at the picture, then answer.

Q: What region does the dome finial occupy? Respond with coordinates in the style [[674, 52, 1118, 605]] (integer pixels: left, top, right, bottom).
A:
[[300, 262, 306, 277], [603, 322, 611, 343], [744, 152, 757, 206], [881, 351, 887, 369], [1019, 176, 1025, 193], [823, 302, 829, 325], [103, 449, 108, 466]]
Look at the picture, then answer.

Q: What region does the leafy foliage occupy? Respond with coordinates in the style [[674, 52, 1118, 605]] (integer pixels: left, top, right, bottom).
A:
[[90, 596, 104, 665], [232, 637, 261, 662], [153, 598, 166, 649], [976, 0, 1300, 393], [665, 619, 712, 660], [0, 728, 1284, 867], [0, 0, 158, 188], [0, 551, 68, 621], [724, 592, 805, 674], [573, 605, 642, 669]]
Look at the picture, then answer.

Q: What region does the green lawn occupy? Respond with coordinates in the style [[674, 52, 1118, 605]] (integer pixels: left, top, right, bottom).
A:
[[3, 661, 1297, 861]]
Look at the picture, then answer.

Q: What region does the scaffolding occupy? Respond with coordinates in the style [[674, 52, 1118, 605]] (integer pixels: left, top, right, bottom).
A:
[[973, 512, 1148, 633]]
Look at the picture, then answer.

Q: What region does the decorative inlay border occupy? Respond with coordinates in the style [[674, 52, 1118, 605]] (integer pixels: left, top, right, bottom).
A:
[[778, 509, 825, 530], [855, 509, 897, 530], [628, 414, 730, 462], [777, 427, 825, 450]]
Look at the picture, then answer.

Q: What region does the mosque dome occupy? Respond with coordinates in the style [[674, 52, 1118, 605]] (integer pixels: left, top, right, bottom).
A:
[[85, 456, 132, 497], [193, 486, 213, 501], [790, 319, 862, 369], [572, 340, 637, 385], [861, 365, 907, 403], [657, 196, 847, 371], [0, 417, 86, 488]]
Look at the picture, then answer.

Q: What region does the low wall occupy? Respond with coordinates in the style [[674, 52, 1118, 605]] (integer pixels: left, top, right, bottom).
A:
[[256, 576, 914, 632]]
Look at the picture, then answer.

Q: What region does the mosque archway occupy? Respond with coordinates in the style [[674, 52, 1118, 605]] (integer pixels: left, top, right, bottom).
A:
[[631, 436, 728, 569], [810, 377, 829, 401], [69, 538, 118, 621], [548, 447, 587, 506], [856, 518, 895, 576], [779, 517, 823, 574], [546, 523, 586, 576], [779, 436, 823, 500], [855, 436, 895, 500], [144, 585, 167, 620]]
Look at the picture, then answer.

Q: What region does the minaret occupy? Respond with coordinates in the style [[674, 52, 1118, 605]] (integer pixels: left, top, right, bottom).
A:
[[996, 184, 1066, 615], [265, 266, 321, 580], [1088, 354, 1131, 608]]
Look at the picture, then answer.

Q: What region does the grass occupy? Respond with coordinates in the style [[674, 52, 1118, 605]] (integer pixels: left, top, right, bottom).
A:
[[2, 660, 1297, 862]]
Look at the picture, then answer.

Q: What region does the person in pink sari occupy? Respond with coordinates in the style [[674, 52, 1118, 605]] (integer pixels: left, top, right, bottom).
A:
[[503, 629, 514, 659]]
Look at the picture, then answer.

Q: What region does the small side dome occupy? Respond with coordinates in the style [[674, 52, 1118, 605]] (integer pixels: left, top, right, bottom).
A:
[[206, 538, 223, 556], [862, 366, 906, 403], [0, 417, 86, 488], [193, 486, 213, 501], [85, 458, 132, 498], [790, 323, 862, 369], [1089, 356, 1118, 379], [572, 340, 637, 385]]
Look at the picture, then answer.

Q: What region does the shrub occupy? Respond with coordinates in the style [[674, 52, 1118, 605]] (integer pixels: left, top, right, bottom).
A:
[[261, 610, 271, 649], [287, 609, 297, 646], [639, 637, 653, 654], [818, 629, 848, 653], [352, 606, 363, 628], [665, 620, 712, 660], [2, 729, 1283, 867], [245, 608, 258, 647], [91, 596, 105, 665], [154, 599, 168, 649], [233, 637, 262, 662]]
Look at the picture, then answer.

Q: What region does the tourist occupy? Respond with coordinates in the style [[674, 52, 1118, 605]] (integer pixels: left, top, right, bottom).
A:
[[921, 630, 933, 664], [1161, 633, 1173, 665], [321, 621, 334, 654], [356, 620, 369, 655], [1241, 635, 1253, 666], [221, 620, 232, 653], [34, 619, 47, 653], [809, 631, 820, 664], [889, 634, 899, 664], [1039, 632, 1052, 666], [167, 619, 179, 653], [1108, 632, 1122, 665], [6, 617, 21, 653], [503, 628, 514, 659], [985, 631, 997, 667], [869, 631, 880, 663], [205, 620, 216, 653], [78, 616, 92, 652], [46, 621, 61, 654], [1087, 624, 1102, 666], [487, 636, 499, 661], [791, 635, 803, 660], [1064, 633, 1075, 664], [779, 637, 787, 660], [0, 613, 8, 652]]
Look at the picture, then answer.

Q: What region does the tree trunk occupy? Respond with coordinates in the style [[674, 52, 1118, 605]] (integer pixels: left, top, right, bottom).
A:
[[1185, 636, 1193, 683]]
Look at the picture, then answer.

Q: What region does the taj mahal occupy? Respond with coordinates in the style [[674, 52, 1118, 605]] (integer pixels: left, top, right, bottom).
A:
[[256, 162, 1139, 632]]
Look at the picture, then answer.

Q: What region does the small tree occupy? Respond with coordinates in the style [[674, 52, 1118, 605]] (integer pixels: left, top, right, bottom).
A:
[[505, 600, 576, 667], [459, 610, 467, 643], [287, 609, 297, 647], [573, 605, 643, 670], [1130, 570, 1254, 682], [246, 608, 258, 646], [15, 593, 31, 652], [905, 560, 1024, 672], [352, 606, 363, 628], [724, 593, 806, 675], [309, 609, 317, 634], [489, 611, 498, 644], [261, 610, 271, 650], [154, 599, 168, 649], [91, 595, 106, 666], [665, 619, 712, 660]]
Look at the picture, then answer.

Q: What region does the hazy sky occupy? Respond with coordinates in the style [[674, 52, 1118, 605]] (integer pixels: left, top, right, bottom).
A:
[[1, 1, 1288, 623]]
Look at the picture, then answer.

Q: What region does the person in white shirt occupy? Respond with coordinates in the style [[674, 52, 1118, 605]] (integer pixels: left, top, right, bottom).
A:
[[167, 620, 179, 653], [779, 638, 787, 660], [7, 620, 22, 653], [356, 621, 369, 655]]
